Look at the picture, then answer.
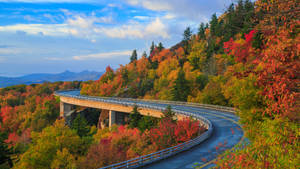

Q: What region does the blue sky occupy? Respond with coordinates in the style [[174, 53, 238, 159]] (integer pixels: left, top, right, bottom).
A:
[[0, 0, 236, 76]]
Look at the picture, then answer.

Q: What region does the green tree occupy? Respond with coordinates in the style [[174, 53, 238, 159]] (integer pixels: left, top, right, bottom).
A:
[[162, 105, 176, 122], [196, 74, 209, 91], [130, 49, 138, 63], [128, 106, 142, 129], [198, 23, 206, 40], [121, 67, 129, 84], [222, 0, 255, 41], [138, 116, 158, 132], [183, 27, 192, 41], [171, 69, 190, 101], [209, 13, 224, 37], [0, 132, 13, 168], [157, 42, 164, 52], [150, 41, 155, 54], [223, 3, 235, 41], [142, 51, 147, 58], [210, 13, 219, 36], [138, 79, 154, 97], [183, 27, 192, 55], [71, 114, 90, 137]]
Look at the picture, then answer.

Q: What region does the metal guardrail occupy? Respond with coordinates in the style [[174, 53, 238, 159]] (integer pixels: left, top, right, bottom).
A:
[[54, 90, 236, 113], [99, 113, 212, 169], [54, 90, 235, 169]]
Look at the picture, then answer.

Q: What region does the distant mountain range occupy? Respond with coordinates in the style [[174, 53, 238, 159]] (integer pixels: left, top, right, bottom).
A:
[[0, 70, 103, 88]]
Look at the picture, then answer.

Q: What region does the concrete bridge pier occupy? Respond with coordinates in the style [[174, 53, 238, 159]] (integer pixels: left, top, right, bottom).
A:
[[109, 110, 116, 127], [109, 111, 128, 127], [60, 102, 76, 125], [60, 102, 75, 117]]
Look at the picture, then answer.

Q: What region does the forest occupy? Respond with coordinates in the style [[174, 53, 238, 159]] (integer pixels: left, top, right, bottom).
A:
[[1, 0, 299, 168], [0, 82, 204, 169]]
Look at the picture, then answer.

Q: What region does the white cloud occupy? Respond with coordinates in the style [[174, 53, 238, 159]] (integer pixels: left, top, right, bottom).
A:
[[97, 18, 170, 39], [133, 16, 150, 20], [96, 25, 144, 39], [107, 3, 122, 8], [24, 15, 42, 22], [127, 0, 171, 11], [43, 13, 62, 23], [0, 45, 64, 58], [0, 47, 25, 55], [0, 13, 113, 41], [0, 24, 69, 36], [45, 50, 133, 61], [0, 8, 170, 40], [142, 1, 171, 11], [163, 13, 176, 20], [145, 18, 169, 38], [125, 0, 233, 21], [44, 57, 67, 61], [126, 0, 139, 5], [67, 16, 94, 29], [73, 50, 132, 60], [67, 15, 113, 26]]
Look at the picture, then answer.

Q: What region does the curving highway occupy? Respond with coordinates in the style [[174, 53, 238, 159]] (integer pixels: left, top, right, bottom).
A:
[[144, 107, 243, 169], [55, 90, 244, 169]]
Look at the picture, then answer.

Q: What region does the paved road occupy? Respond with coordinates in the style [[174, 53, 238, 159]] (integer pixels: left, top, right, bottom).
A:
[[56, 90, 244, 169], [144, 107, 243, 169]]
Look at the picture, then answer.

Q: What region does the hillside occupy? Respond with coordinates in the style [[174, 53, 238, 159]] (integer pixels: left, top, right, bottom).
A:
[[81, 0, 299, 168], [0, 71, 103, 88], [80, 0, 258, 104]]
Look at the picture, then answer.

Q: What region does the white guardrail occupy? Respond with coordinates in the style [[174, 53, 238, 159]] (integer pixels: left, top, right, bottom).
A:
[[54, 90, 235, 169]]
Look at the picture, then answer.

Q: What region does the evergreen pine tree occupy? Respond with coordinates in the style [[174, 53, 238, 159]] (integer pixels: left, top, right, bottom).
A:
[[71, 114, 90, 137], [128, 106, 142, 128], [142, 51, 147, 58], [210, 13, 219, 36], [198, 23, 206, 40], [157, 42, 164, 52], [121, 67, 129, 84], [130, 49, 138, 63], [150, 41, 155, 54], [183, 27, 192, 41], [162, 105, 176, 122], [0, 132, 13, 167], [138, 116, 158, 132], [171, 69, 190, 101], [183, 27, 192, 55]]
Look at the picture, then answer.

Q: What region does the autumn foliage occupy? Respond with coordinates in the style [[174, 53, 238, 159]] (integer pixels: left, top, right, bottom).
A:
[[0, 82, 81, 167], [1, 0, 299, 168], [80, 118, 204, 169], [80, 0, 299, 168], [214, 0, 299, 168]]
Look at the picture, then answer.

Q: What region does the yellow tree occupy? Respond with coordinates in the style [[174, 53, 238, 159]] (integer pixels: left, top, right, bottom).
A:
[[14, 120, 83, 169], [187, 40, 207, 71]]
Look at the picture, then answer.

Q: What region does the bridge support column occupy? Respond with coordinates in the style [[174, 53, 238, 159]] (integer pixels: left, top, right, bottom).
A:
[[109, 110, 116, 127], [60, 102, 73, 118]]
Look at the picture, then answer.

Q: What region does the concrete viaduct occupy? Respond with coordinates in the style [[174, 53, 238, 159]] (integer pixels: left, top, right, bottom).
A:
[[55, 90, 244, 169], [58, 91, 187, 127]]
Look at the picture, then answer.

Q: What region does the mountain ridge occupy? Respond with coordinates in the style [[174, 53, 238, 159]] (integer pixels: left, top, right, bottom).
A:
[[0, 70, 103, 88]]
